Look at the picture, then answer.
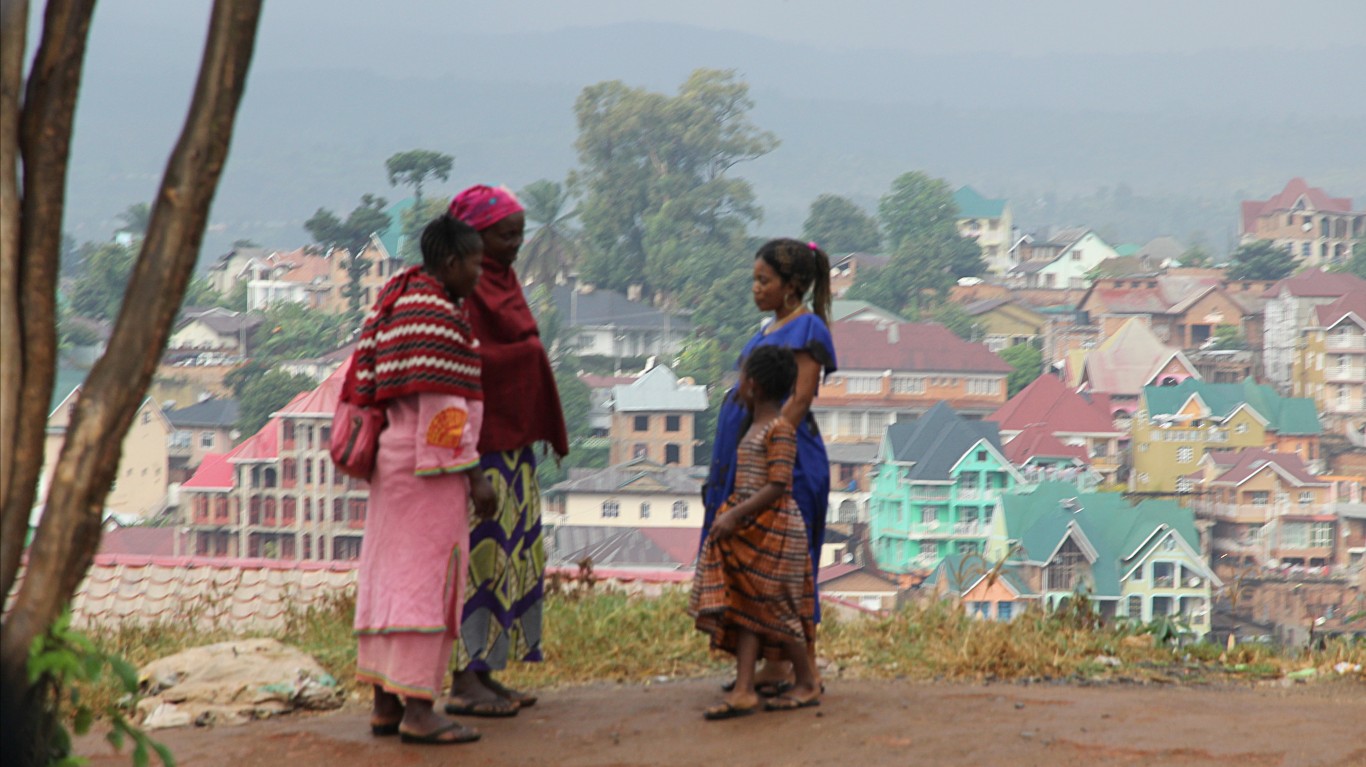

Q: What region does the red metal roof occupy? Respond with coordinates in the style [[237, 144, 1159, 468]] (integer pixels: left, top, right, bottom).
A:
[[832, 320, 1011, 374], [990, 374, 1119, 435], [1208, 448, 1325, 486], [182, 453, 234, 489], [1265, 268, 1366, 299], [1002, 423, 1090, 465], [227, 419, 279, 463], [1314, 286, 1366, 328]]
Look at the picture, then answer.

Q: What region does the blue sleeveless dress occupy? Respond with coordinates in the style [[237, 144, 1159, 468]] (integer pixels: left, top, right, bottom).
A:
[[701, 313, 837, 621]]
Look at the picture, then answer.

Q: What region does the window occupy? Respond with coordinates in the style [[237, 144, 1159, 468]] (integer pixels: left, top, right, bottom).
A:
[[996, 602, 1013, 620], [633, 415, 649, 432], [1312, 522, 1333, 548], [847, 375, 882, 394], [1132, 562, 1144, 581], [1177, 447, 1193, 463], [1235, 422, 1248, 434], [1299, 491, 1314, 505], [601, 500, 620, 518], [200, 431, 215, 448], [664, 444, 681, 464], [892, 376, 926, 394], [971, 601, 991, 617], [1152, 562, 1175, 588], [921, 507, 937, 525], [1127, 595, 1143, 619], [665, 415, 681, 432], [967, 378, 1000, 396], [672, 501, 688, 519], [976, 450, 988, 462], [639, 502, 651, 519], [633, 444, 647, 459], [1151, 596, 1174, 616], [1250, 491, 1270, 506], [1176, 477, 1193, 493]]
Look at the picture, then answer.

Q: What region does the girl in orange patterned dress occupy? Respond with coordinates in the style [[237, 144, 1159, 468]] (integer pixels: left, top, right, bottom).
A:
[[690, 346, 819, 720]]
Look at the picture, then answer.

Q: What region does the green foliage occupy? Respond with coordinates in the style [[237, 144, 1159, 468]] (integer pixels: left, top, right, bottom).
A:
[[219, 281, 249, 313], [1227, 239, 1296, 281], [29, 611, 174, 767], [251, 304, 354, 360], [555, 363, 593, 444], [305, 194, 391, 319], [848, 172, 983, 316], [181, 276, 220, 308], [383, 149, 453, 205], [67, 242, 136, 321], [234, 369, 318, 436], [115, 202, 151, 238], [573, 69, 776, 303], [802, 194, 880, 254], [1335, 236, 1366, 279], [1209, 324, 1248, 351], [231, 238, 259, 249], [1179, 245, 1212, 268], [518, 179, 582, 286], [999, 343, 1043, 397], [397, 197, 447, 265], [929, 303, 984, 342]]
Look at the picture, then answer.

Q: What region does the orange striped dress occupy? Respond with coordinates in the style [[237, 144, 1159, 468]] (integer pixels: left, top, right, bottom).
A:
[[690, 418, 815, 657]]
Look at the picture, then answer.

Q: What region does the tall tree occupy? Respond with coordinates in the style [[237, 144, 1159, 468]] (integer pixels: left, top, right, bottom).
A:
[[397, 197, 447, 264], [384, 149, 453, 206], [251, 302, 352, 359], [0, 1, 263, 761], [66, 241, 135, 321], [849, 171, 983, 315], [518, 179, 581, 286], [304, 194, 391, 318], [802, 194, 880, 254], [114, 201, 151, 238], [1000, 343, 1044, 398], [573, 69, 777, 305], [1226, 239, 1296, 281]]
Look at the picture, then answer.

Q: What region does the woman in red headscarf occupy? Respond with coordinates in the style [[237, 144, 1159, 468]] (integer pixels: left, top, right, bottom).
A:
[[444, 185, 569, 717]]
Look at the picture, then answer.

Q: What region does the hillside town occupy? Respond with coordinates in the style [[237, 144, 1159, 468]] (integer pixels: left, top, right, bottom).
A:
[[43, 176, 1366, 648]]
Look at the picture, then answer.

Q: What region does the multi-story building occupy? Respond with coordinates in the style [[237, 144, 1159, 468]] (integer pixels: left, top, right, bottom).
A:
[[1191, 449, 1337, 569], [43, 386, 173, 522], [543, 458, 707, 529], [1070, 317, 1200, 421], [1292, 285, 1366, 431], [180, 364, 365, 561], [1076, 272, 1274, 349], [1240, 178, 1364, 268], [813, 320, 1012, 443], [551, 283, 692, 361], [1263, 269, 1366, 392], [607, 365, 708, 466], [867, 402, 1022, 574], [1006, 228, 1119, 289], [981, 482, 1220, 638], [165, 397, 240, 483], [1131, 378, 1323, 494], [989, 374, 1125, 482], [954, 186, 1014, 276], [961, 297, 1046, 353]]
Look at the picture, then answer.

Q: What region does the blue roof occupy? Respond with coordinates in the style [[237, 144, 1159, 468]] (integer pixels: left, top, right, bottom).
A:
[[883, 402, 1002, 481], [953, 186, 1007, 219]]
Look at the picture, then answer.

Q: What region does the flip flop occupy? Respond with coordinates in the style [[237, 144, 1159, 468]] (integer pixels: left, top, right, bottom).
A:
[[484, 679, 538, 708], [720, 678, 736, 692], [370, 721, 400, 737], [756, 680, 793, 698], [703, 701, 759, 721], [399, 721, 481, 745], [764, 694, 821, 712], [443, 698, 520, 718]]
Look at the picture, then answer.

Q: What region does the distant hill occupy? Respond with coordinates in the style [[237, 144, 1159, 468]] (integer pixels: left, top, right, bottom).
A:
[[60, 21, 1366, 261]]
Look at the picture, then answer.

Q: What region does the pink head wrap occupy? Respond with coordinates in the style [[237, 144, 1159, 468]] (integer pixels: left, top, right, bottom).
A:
[[449, 184, 524, 231]]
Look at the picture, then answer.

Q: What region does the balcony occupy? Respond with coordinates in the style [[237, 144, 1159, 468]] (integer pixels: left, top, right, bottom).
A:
[[1324, 367, 1365, 383], [1324, 398, 1365, 414], [1198, 503, 1273, 523], [1325, 335, 1366, 351]]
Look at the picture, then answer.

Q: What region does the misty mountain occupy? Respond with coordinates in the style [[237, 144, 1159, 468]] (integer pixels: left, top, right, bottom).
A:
[[61, 21, 1366, 261]]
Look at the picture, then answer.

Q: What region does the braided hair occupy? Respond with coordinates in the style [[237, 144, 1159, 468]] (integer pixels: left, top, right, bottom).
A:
[[743, 345, 798, 403], [755, 237, 832, 325], [420, 213, 483, 273]]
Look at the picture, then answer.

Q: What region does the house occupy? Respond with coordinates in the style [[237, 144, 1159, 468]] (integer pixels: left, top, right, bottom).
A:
[[167, 307, 263, 360], [953, 186, 1014, 276], [1131, 378, 1323, 494], [814, 319, 1012, 442], [579, 372, 638, 437], [180, 362, 366, 561], [1006, 228, 1119, 289], [42, 386, 173, 522], [867, 402, 1023, 574], [543, 458, 707, 529], [1263, 269, 1366, 393], [986, 482, 1220, 638], [990, 373, 1124, 481], [1291, 284, 1366, 431], [818, 563, 903, 612], [607, 365, 708, 466], [1191, 448, 1337, 569], [827, 441, 878, 525], [550, 284, 691, 361], [829, 252, 888, 298], [1240, 178, 1364, 267], [165, 397, 240, 483], [242, 248, 335, 311], [204, 246, 267, 295], [1077, 272, 1274, 349], [546, 525, 700, 574], [924, 554, 1033, 621], [961, 297, 1047, 352], [830, 298, 904, 324], [1071, 317, 1200, 421]]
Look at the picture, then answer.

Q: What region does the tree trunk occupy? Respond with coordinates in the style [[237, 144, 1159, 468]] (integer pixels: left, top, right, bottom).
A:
[[0, 0, 30, 568], [0, 2, 263, 763]]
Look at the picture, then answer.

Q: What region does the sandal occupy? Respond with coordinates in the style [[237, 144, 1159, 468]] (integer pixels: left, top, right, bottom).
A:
[[703, 701, 759, 721], [370, 720, 401, 737], [484, 678, 538, 708], [443, 697, 520, 718], [756, 680, 793, 698], [399, 721, 481, 745], [764, 694, 821, 712]]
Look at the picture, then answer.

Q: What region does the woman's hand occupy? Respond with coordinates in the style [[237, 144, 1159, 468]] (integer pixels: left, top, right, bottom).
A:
[[712, 511, 742, 540], [468, 470, 498, 520]]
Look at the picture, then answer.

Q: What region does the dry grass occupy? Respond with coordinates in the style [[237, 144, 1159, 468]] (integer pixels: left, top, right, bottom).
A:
[[76, 585, 1365, 719]]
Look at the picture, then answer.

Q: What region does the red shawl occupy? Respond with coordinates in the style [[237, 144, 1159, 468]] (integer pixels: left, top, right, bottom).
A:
[[466, 255, 569, 457], [345, 266, 482, 406]]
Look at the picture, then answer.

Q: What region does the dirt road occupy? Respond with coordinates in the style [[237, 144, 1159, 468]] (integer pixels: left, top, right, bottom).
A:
[[77, 677, 1366, 767]]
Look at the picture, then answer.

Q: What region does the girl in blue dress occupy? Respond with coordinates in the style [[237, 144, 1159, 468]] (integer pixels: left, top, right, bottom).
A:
[[701, 238, 837, 691]]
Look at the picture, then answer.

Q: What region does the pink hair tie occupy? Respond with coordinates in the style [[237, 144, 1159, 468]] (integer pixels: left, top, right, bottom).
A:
[[807, 241, 819, 251]]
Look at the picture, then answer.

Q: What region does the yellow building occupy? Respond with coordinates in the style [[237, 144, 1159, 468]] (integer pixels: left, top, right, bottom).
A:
[[1292, 286, 1366, 429]]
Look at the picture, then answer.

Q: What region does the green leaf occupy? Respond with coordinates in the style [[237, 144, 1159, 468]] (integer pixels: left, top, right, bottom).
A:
[[74, 706, 95, 735], [109, 656, 139, 692], [107, 725, 126, 750], [151, 739, 178, 767]]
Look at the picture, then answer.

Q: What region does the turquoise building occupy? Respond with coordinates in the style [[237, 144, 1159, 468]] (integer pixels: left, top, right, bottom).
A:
[[868, 402, 1022, 573]]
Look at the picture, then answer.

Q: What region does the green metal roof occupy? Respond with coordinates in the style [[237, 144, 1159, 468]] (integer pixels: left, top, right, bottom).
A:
[[375, 197, 416, 260], [998, 482, 1202, 598], [953, 186, 1007, 219], [1142, 378, 1322, 436]]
